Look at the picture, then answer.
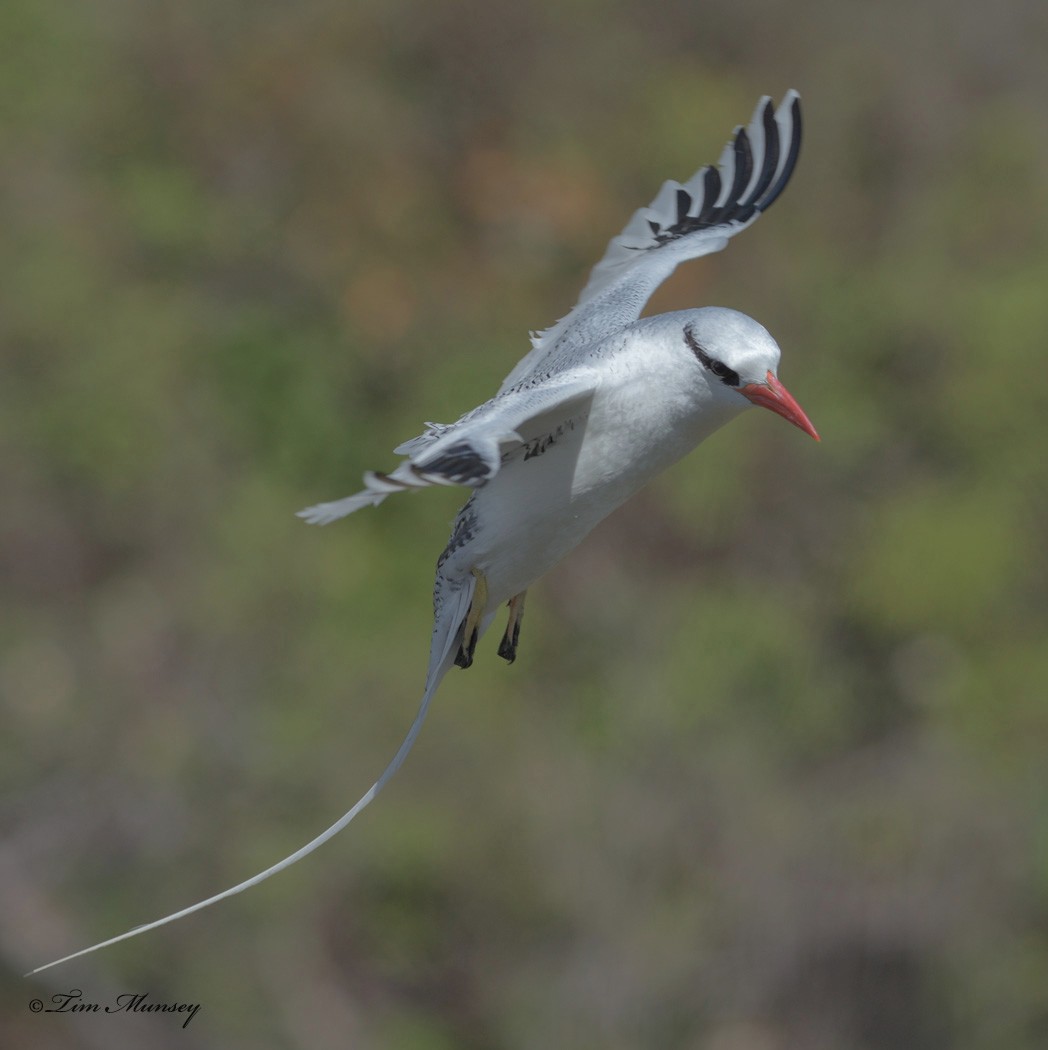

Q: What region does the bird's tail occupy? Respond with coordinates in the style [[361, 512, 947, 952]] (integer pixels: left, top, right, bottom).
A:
[[25, 574, 478, 977]]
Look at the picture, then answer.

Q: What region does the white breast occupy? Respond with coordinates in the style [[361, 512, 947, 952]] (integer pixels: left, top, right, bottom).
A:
[[445, 347, 741, 608]]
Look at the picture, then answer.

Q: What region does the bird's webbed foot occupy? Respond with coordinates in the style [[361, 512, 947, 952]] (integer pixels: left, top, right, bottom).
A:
[[497, 590, 527, 664], [455, 568, 489, 669]]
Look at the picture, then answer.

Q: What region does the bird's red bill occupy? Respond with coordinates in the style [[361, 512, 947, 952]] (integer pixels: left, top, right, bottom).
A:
[[740, 371, 820, 441]]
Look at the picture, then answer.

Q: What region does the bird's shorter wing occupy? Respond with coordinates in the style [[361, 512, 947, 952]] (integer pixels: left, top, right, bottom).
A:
[[499, 90, 801, 393], [298, 369, 598, 524]]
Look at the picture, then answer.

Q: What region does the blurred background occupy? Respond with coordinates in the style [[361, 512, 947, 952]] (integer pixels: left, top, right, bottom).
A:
[[3, 0, 1048, 1047]]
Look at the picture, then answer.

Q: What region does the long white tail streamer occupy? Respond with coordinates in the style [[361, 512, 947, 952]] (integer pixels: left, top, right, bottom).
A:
[[26, 646, 464, 976]]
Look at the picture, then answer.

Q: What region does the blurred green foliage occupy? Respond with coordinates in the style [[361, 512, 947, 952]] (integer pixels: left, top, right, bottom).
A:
[[4, 1, 1048, 1048]]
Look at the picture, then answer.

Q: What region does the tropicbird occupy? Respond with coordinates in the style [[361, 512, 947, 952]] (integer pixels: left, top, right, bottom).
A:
[[29, 90, 817, 975]]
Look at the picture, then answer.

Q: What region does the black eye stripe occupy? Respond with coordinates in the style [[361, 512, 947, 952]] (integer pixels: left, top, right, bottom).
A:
[[708, 359, 740, 385], [683, 327, 740, 387]]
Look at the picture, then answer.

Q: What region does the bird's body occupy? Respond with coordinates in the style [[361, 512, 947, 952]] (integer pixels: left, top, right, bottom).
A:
[[438, 310, 771, 618], [29, 90, 820, 976]]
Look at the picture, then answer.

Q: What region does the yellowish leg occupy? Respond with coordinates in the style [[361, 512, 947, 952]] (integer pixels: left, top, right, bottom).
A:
[[455, 567, 489, 669], [497, 590, 527, 664]]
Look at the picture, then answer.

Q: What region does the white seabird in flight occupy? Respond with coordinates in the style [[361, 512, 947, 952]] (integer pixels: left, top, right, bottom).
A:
[[29, 90, 818, 975]]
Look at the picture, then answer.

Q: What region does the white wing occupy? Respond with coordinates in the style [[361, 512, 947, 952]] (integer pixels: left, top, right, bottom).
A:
[[298, 369, 598, 524], [498, 90, 802, 393]]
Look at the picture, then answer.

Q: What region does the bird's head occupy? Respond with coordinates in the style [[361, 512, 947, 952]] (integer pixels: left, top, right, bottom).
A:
[[683, 308, 819, 441]]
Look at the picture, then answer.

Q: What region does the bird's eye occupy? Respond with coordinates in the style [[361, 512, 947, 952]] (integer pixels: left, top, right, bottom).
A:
[[707, 358, 740, 386], [684, 328, 740, 387]]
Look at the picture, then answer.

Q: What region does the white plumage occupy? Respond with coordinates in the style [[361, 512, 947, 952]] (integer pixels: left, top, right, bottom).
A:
[[29, 90, 818, 975]]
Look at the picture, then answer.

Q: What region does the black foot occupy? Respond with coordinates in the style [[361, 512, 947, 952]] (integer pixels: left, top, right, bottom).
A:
[[455, 567, 487, 670], [497, 591, 526, 664], [455, 627, 478, 669], [497, 621, 521, 664]]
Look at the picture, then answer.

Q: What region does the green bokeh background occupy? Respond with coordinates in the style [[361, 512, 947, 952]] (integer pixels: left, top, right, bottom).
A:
[[4, 1, 1047, 1047]]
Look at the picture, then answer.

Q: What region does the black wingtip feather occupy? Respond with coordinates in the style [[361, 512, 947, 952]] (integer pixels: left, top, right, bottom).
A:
[[739, 98, 781, 209], [675, 188, 693, 225], [695, 166, 723, 225], [757, 94, 802, 214], [416, 441, 493, 486], [728, 128, 754, 208]]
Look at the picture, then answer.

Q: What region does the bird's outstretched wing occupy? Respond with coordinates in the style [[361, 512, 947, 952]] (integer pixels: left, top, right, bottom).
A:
[[498, 90, 802, 393], [298, 369, 597, 524]]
